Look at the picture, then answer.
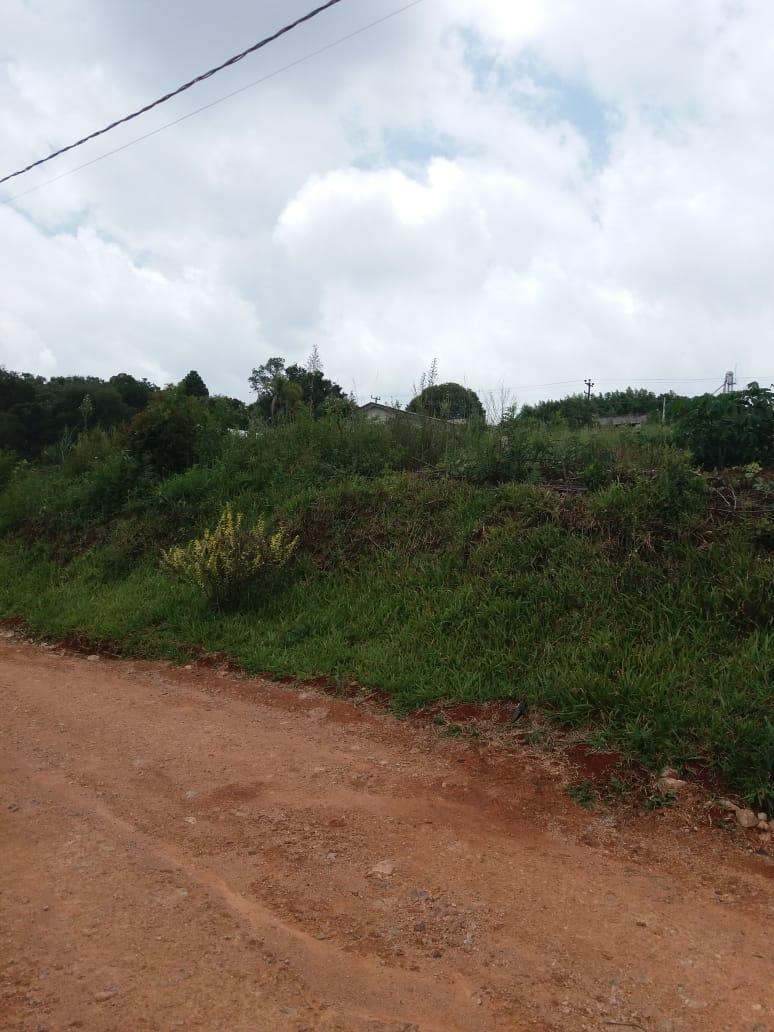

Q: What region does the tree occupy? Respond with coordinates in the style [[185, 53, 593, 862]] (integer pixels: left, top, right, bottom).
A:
[[248, 358, 298, 421], [271, 378, 304, 421], [248, 358, 286, 398], [0, 368, 163, 458], [179, 370, 209, 398], [286, 364, 349, 417], [673, 383, 774, 469], [0, 369, 45, 455], [0, 370, 136, 457], [516, 388, 691, 428], [127, 391, 210, 476], [517, 393, 595, 429], [594, 388, 660, 417], [407, 382, 485, 421], [249, 356, 349, 420], [208, 395, 249, 430], [109, 373, 158, 411]]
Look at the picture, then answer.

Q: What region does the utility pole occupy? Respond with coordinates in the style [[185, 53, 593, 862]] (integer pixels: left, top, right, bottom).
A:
[[584, 379, 594, 401]]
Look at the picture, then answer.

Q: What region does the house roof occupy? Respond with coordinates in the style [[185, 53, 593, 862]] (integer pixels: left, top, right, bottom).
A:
[[358, 402, 432, 421], [595, 413, 649, 425]]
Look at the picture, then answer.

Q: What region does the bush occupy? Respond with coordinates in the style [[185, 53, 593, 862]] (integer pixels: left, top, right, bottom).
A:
[[673, 384, 774, 469], [61, 428, 122, 477], [161, 503, 298, 608], [0, 463, 56, 536], [407, 382, 485, 421], [0, 450, 16, 492], [591, 453, 707, 547], [128, 392, 211, 476]]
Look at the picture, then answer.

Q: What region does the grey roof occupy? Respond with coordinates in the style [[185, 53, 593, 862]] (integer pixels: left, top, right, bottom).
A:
[[595, 413, 650, 426]]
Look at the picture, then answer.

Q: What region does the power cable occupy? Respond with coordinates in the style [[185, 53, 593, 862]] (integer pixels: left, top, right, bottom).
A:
[[0, 0, 350, 186], [2, 0, 425, 204], [594, 377, 723, 384], [382, 375, 766, 398], [373, 375, 771, 400]]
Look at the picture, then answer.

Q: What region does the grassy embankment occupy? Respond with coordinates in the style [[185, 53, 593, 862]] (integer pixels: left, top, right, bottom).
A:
[[0, 416, 771, 809]]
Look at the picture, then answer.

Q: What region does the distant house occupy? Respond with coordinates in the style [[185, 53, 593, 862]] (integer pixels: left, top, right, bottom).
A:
[[595, 413, 650, 428], [359, 402, 432, 425]]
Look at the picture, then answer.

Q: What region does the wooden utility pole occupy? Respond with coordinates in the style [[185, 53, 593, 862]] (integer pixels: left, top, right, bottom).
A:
[[584, 379, 594, 401]]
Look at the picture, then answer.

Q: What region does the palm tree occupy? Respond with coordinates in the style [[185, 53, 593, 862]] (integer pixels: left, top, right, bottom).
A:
[[269, 377, 303, 422]]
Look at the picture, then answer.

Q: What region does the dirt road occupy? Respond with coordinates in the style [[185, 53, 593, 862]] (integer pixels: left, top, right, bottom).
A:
[[0, 639, 771, 1032]]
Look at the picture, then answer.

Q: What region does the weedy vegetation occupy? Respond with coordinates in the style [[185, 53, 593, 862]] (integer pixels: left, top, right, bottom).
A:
[[0, 386, 772, 813], [161, 503, 297, 609]]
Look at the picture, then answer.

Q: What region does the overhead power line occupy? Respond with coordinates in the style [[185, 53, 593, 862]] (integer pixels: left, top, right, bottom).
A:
[[0, 0, 350, 186], [375, 374, 772, 400], [594, 376, 725, 384], [382, 375, 767, 399], [2, 0, 425, 204]]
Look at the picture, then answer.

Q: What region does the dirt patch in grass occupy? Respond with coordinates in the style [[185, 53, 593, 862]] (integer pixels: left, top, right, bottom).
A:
[[565, 744, 633, 786]]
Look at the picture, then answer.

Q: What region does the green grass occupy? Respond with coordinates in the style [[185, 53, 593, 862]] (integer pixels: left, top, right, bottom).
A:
[[566, 782, 598, 810], [1, 418, 772, 812]]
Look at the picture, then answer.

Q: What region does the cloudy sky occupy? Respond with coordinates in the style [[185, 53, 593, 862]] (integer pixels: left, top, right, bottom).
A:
[[2, 0, 773, 406]]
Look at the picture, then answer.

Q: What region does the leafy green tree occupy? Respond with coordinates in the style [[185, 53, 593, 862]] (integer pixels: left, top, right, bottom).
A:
[[673, 383, 774, 468], [208, 395, 249, 430], [516, 388, 693, 428], [517, 393, 594, 429], [594, 388, 660, 417], [249, 356, 348, 421], [0, 368, 42, 410], [0, 370, 135, 456], [285, 364, 350, 417], [248, 358, 286, 398], [109, 373, 158, 411], [0, 369, 47, 454], [248, 358, 287, 421], [127, 391, 210, 475], [407, 383, 485, 421], [271, 378, 304, 422], [179, 369, 209, 398], [0, 368, 160, 458]]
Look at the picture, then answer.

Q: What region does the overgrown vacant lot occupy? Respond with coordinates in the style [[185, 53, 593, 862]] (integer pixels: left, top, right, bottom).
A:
[[1, 416, 772, 810]]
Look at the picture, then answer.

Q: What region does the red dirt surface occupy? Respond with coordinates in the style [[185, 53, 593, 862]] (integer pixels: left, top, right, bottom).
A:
[[1, 638, 772, 1032]]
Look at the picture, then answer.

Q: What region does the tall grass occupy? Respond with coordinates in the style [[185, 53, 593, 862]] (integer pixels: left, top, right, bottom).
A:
[[1, 415, 771, 810]]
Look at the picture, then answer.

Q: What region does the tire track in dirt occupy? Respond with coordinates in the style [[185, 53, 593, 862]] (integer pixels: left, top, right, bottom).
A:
[[1, 639, 772, 1031]]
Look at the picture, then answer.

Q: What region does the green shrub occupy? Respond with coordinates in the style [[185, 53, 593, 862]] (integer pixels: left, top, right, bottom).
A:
[[0, 450, 16, 492], [674, 384, 774, 469], [161, 503, 298, 609], [591, 453, 707, 547], [61, 428, 121, 477], [128, 391, 211, 476], [0, 464, 56, 535]]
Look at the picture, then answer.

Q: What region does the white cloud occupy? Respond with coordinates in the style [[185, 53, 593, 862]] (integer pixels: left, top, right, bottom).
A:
[[1, 0, 773, 405], [0, 209, 262, 395]]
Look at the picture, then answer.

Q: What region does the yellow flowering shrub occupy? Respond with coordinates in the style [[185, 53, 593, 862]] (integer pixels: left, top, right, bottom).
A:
[[161, 504, 298, 608]]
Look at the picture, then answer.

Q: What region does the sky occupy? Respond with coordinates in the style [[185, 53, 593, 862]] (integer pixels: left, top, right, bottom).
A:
[[2, 0, 774, 407]]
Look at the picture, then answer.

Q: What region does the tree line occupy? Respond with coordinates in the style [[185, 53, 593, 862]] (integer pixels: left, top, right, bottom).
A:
[[1, 359, 772, 469], [516, 387, 684, 427]]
